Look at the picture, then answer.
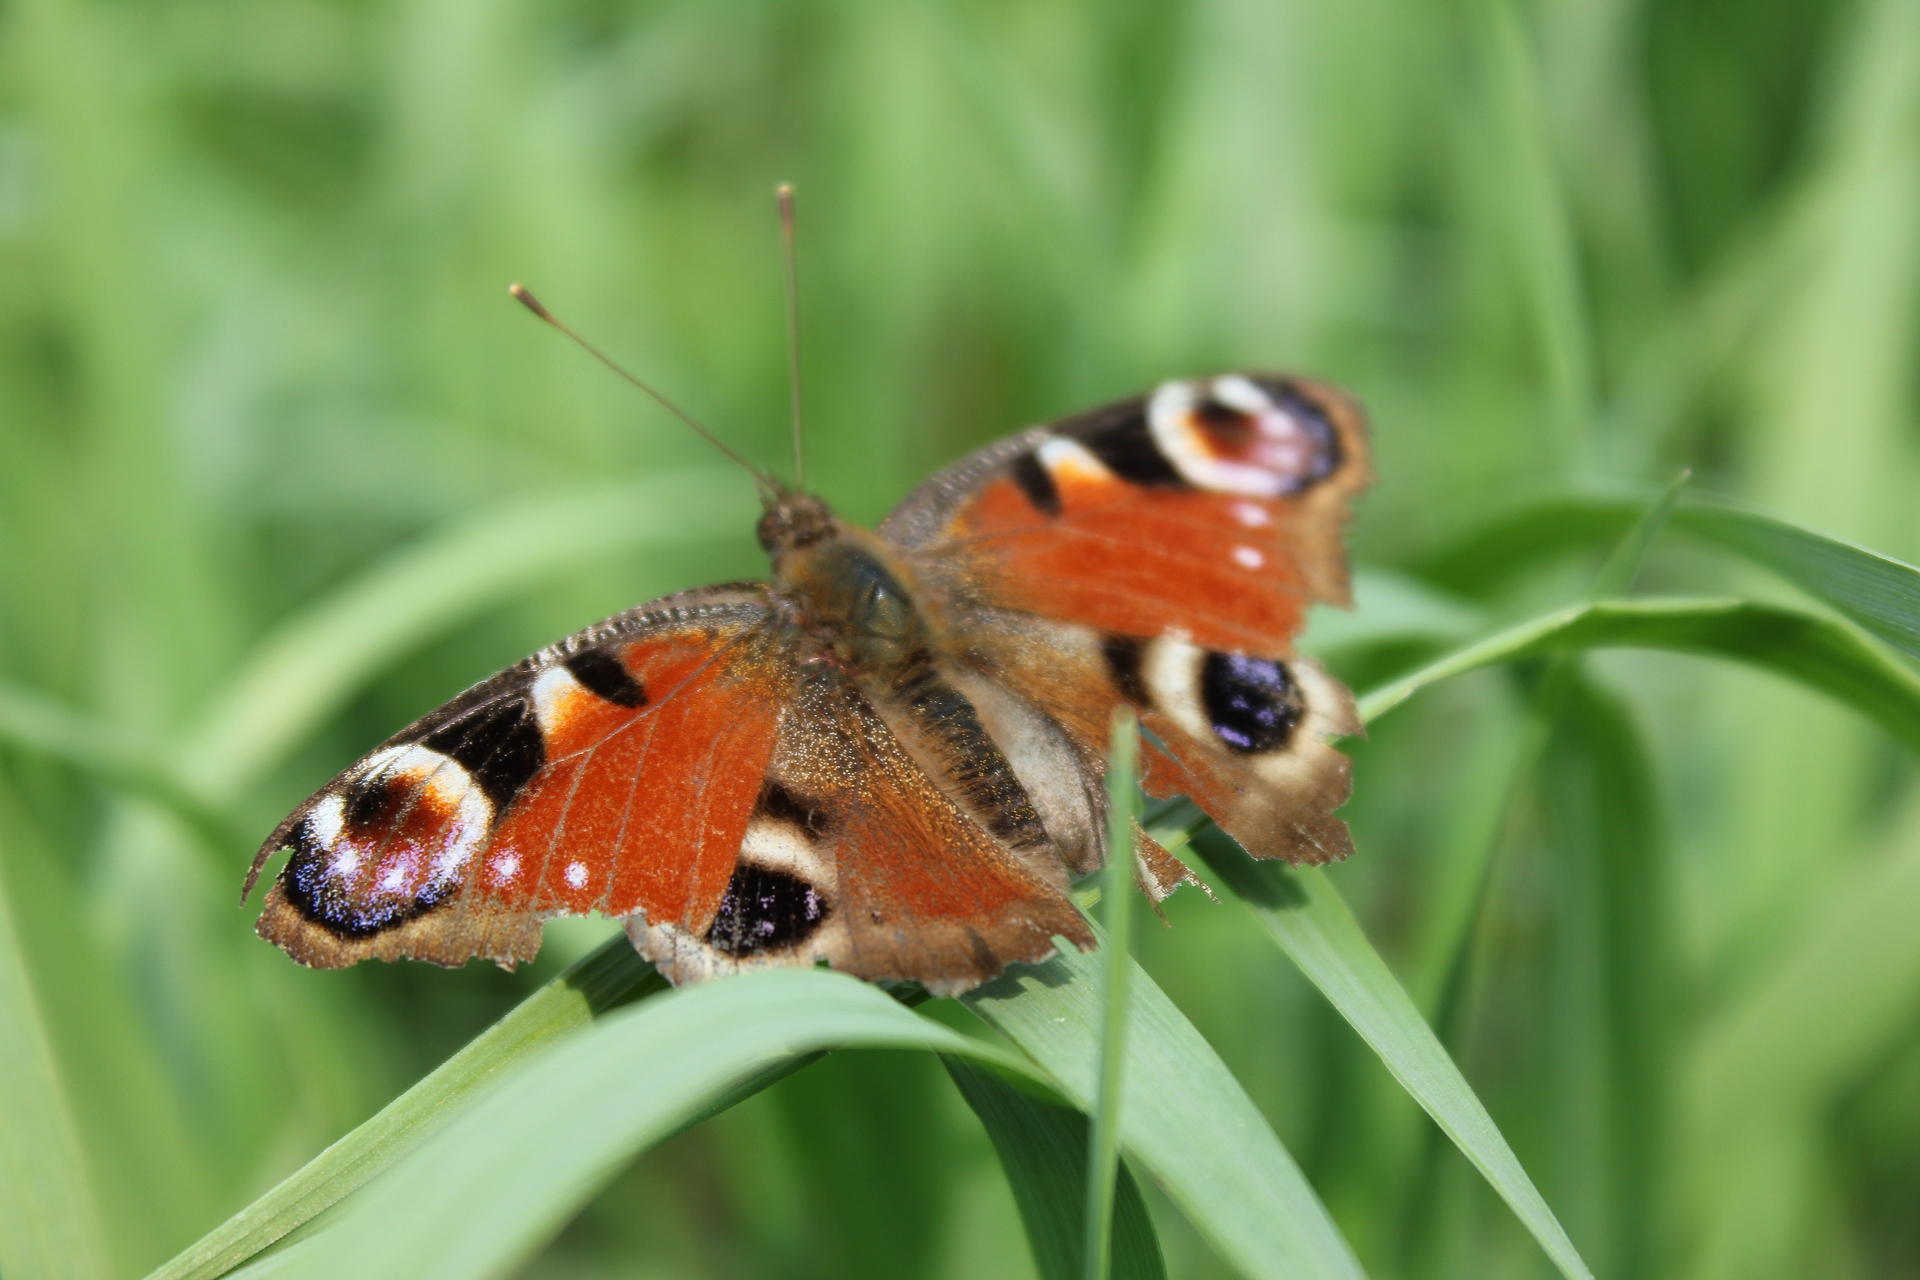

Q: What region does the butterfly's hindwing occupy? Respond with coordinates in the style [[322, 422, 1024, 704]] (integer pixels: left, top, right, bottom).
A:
[[626, 667, 1092, 994]]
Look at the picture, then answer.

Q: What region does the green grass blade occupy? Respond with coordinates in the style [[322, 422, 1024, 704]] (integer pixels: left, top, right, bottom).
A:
[[945, 1059, 1166, 1280], [0, 685, 244, 855], [1546, 677, 1671, 1279], [1592, 470, 1689, 599], [1473, 0, 1594, 461], [1415, 496, 1643, 599], [181, 470, 749, 798], [1417, 494, 1920, 669], [1357, 598, 1920, 749], [1185, 835, 1592, 1280], [964, 947, 1367, 1280], [0, 826, 113, 1280], [1085, 708, 1140, 1280], [144, 939, 664, 1280], [1677, 502, 1920, 665], [238, 970, 1034, 1280]]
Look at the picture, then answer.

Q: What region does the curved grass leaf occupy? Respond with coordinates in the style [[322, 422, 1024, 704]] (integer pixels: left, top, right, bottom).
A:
[[0, 827, 113, 1280], [239, 970, 1033, 1280], [1417, 494, 1920, 667], [144, 941, 665, 1280], [1677, 502, 1920, 665], [945, 1058, 1166, 1280], [1357, 597, 1920, 749], [964, 944, 1368, 1280], [182, 469, 750, 798], [183, 931, 1360, 1280], [1184, 833, 1592, 1280], [1152, 564, 1920, 1280]]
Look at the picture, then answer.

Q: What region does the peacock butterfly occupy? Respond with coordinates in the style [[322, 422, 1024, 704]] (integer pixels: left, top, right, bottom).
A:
[[244, 262, 1370, 996]]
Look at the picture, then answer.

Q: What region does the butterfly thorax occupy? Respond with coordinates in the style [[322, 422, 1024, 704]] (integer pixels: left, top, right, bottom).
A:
[[760, 491, 930, 674]]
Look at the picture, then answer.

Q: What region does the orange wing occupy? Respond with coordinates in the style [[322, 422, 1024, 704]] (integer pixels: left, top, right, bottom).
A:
[[247, 586, 790, 969], [882, 375, 1370, 865], [882, 374, 1370, 656]]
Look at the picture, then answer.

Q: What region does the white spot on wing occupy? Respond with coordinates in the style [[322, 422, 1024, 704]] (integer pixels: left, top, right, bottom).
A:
[[1037, 436, 1114, 488], [1231, 500, 1271, 528], [490, 851, 521, 884], [531, 665, 586, 735], [308, 793, 346, 849], [1232, 545, 1265, 569], [378, 857, 413, 894], [564, 861, 588, 890]]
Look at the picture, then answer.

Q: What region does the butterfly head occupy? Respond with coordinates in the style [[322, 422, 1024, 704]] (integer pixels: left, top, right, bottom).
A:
[[756, 488, 837, 559]]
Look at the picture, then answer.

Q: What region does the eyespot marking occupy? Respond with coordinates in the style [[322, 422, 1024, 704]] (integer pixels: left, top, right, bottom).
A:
[[704, 863, 830, 956], [1147, 378, 1342, 497], [1201, 652, 1302, 754], [278, 743, 495, 939]]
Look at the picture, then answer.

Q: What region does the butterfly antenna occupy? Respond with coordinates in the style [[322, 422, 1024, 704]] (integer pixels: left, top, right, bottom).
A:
[[776, 182, 805, 491], [508, 283, 774, 490]]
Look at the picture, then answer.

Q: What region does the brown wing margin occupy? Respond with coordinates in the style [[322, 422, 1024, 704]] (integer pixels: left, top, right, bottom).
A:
[[247, 585, 787, 970]]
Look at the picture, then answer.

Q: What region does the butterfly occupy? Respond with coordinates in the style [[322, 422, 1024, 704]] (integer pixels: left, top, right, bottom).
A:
[[244, 369, 1370, 995]]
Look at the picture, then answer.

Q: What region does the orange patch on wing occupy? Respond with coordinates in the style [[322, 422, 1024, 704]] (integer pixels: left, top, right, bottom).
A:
[[952, 482, 1311, 656], [482, 633, 788, 930]]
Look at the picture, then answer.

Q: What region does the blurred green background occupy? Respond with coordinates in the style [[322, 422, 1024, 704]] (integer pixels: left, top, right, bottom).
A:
[[4, 0, 1920, 1276]]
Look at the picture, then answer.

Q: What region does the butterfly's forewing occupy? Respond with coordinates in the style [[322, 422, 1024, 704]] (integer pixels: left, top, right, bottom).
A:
[[248, 586, 786, 969], [882, 374, 1370, 864]]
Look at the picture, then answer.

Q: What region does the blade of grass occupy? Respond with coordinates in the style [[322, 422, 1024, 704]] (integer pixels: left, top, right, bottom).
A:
[[186, 925, 1362, 1280], [1474, 0, 1595, 466], [143, 938, 665, 1280], [1678, 502, 1920, 665], [1084, 707, 1140, 1280], [1183, 834, 1591, 1280], [1418, 493, 1920, 668], [0, 824, 113, 1280], [0, 684, 245, 855], [181, 469, 749, 799], [964, 946, 1367, 1280], [945, 1059, 1166, 1280], [1357, 597, 1920, 749], [1548, 677, 1670, 1279], [242, 970, 1036, 1280]]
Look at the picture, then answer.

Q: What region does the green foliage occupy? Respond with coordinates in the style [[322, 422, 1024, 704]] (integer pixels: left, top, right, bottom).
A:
[[5, 0, 1920, 1277]]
